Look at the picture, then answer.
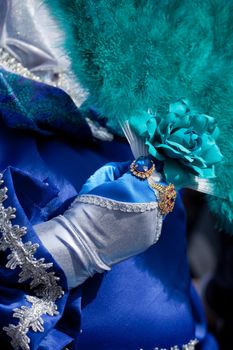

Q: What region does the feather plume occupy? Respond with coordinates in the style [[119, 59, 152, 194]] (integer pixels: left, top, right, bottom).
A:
[[45, 0, 233, 233], [120, 121, 148, 159]]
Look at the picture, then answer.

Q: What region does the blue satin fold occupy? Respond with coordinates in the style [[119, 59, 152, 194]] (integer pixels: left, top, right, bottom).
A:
[[0, 70, 218, 349], [80, 163, 157, 203], [0, 167, 72, 350], [77, 193, 193, 349]]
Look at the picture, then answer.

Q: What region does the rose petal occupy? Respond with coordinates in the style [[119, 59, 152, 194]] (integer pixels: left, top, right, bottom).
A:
[[180, 160, 204, 175], [190, 114, 209, 133], [169, 128, 198, 150], [163, 158, 193, 189], [159, 119, 169, 131], [166, 139, 191, 154], [200, 134, 215, 153], [201, 143, 223, 165], [210, 126, 220, 140], [144, 100, 223, 187], [147, 117, 157, 138], [145, 141, 165, 161], [201, 166, 216, 178], [190, 155, 207, 168], [156, 143, 188, 158], [172, 116, 191, 130]]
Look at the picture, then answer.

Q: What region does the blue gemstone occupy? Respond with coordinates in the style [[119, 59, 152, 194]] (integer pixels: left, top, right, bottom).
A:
[[135, 156, 154, 172]]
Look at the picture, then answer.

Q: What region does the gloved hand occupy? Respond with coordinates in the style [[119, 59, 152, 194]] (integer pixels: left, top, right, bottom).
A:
[[34, 161, 163, 289]]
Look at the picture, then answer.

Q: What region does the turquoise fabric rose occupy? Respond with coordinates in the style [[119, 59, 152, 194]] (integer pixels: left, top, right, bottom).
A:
[[142, 100, 223, 188]]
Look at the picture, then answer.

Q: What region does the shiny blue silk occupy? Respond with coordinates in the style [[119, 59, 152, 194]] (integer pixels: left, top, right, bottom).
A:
[[0, 69, 218, 349]]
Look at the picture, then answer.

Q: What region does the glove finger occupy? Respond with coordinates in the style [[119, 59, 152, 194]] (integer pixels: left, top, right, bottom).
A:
[[80, 161, 131, 195], [86, 171, 156, 203]]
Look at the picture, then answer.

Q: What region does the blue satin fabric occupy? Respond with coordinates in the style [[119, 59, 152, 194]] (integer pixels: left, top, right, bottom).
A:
[[0, 70, 218, 349], [0, 68, 90, 140], [80, 162, 158, 203], [0, 167, 71, 350], [76, 193, 205, 350]]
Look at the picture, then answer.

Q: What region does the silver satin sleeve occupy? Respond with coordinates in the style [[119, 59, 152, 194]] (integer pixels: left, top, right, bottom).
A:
[[0, 0, 61, 74], [34, 196, 163, 289], [0, 0, 89, 114]]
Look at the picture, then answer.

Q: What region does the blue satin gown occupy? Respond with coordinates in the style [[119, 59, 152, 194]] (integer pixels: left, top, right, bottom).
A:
[[0, 68, 218, 350]]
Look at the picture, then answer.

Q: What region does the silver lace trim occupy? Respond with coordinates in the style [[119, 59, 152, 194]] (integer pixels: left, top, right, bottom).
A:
[[0, 173, 64, 350], [62, 339, 199, 350], [153, 338, 199, 350], [63, 338, 198, 350], [75, 195, 159, 212]]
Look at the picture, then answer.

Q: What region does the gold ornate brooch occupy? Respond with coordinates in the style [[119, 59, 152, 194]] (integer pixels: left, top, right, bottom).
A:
[[130, 156, 176, 215], [147, 178, 177, 215]]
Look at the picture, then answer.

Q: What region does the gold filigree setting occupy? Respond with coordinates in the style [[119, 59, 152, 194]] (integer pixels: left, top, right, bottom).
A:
[[148, 179, 177, 215]]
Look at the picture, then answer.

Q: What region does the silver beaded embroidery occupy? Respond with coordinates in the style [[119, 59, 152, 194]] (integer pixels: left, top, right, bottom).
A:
[[0, 173, 64, 350], [153, 338, 199, 350], [75, 195, 159, 213], [0, 47, 86, 108], [0, 48, 41, 82]]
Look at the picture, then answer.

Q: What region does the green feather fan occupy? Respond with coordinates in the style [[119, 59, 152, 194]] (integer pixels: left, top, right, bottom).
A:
[[45, 0, 233, 234]]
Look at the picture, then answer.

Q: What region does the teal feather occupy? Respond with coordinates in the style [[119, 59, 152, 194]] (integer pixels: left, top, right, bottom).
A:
[[45, 0, 233, 234]]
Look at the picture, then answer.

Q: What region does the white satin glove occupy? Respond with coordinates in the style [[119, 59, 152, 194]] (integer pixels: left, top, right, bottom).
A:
[[34, 161, 163, 289]]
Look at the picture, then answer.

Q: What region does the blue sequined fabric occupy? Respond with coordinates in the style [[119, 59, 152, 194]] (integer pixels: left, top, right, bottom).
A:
[[0, 68, 91, 139]]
